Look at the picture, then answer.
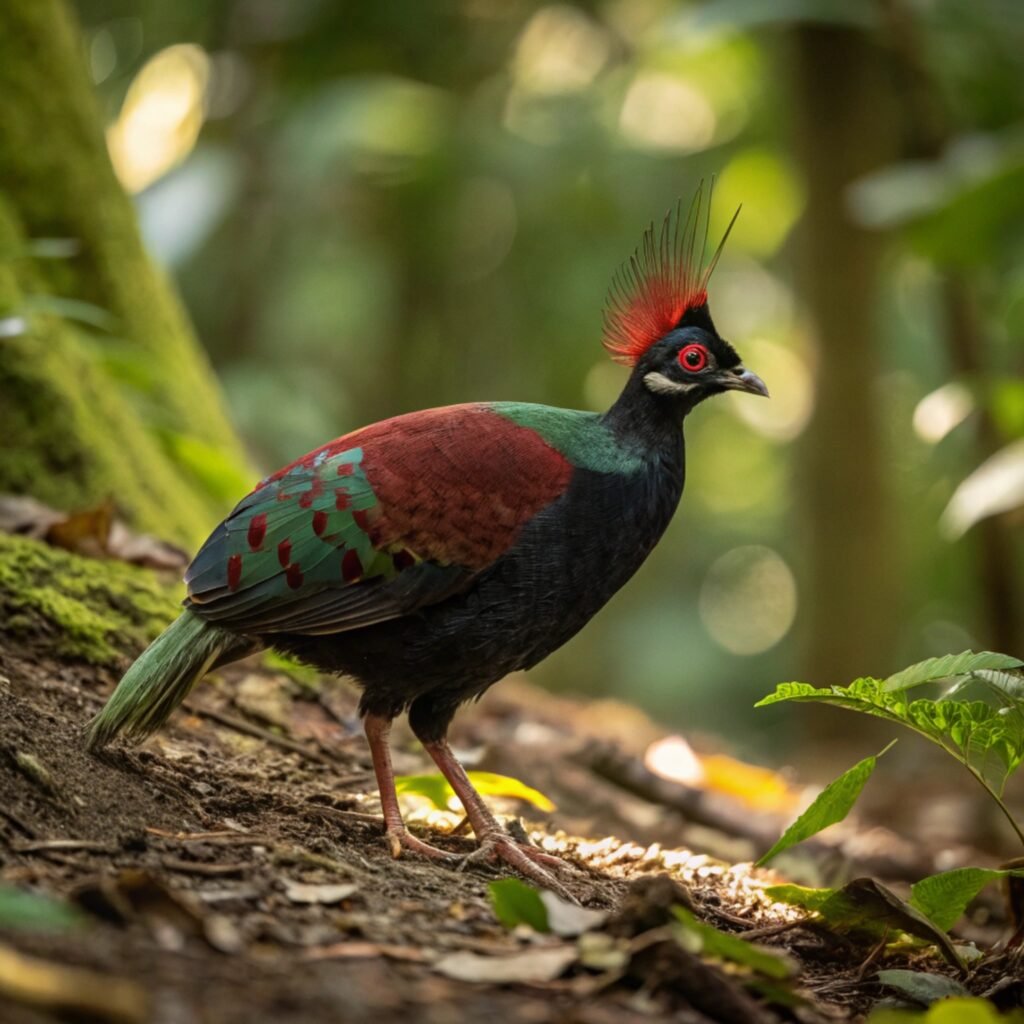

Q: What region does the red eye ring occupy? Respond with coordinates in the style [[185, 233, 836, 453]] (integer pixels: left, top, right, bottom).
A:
[[678, 344, 708, 373]]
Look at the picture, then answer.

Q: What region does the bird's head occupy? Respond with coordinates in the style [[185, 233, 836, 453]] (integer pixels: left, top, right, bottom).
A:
[[603, 184, 768, 414]]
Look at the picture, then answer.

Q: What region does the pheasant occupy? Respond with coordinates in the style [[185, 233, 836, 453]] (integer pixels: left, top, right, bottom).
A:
[[86, 186, 767, 895]]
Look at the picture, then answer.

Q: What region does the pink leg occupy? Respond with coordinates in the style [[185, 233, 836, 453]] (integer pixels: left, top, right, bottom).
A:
[[422, 736, 577, 901], [363, 714, 460, 863]]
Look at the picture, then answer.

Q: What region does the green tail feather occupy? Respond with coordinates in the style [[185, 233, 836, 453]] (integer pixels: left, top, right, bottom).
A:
[[85, 611, 253, 751]]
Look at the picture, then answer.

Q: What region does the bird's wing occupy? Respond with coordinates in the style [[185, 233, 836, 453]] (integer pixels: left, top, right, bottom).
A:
[[183, 403, 574, 635]]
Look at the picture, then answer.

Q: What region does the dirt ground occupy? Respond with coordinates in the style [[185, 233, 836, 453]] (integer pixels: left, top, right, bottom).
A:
[[1, 633, 1018, 1024]]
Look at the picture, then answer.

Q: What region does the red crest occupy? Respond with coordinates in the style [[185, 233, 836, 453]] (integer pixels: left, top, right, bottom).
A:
[[602, 182, 740, 366]]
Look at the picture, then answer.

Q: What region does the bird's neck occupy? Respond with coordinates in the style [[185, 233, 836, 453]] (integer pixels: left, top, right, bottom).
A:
[[602, 372, 686, 452]]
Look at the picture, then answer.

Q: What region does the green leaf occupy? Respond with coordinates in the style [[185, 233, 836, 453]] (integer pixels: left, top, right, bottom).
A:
[[884, 651, 1023, 693], [868, 997, 1020, 1023], [820, 879, 963, 967], [910, 867, 1024, 931], [394, 773, 452, 810], [876, 969, 969, 1006], [765, 879, 962, 967], [395, 771, 556, 813], [489, 879, 549, 932], [0, 887, 83, 932], [957, 669, 1024, 702], [763, 883, 836, 914], [756, 675, 1024, 797], [756, 742, 894, 865], [467, 772, 556, 811], [671, 907, 795, 980]]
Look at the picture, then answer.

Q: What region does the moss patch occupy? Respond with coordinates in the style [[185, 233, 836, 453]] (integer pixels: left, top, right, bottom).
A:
[[0, 533, 182, 664]]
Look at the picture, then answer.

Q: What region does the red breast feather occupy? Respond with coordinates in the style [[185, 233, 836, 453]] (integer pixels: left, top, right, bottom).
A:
[[602, 181, 740, 367]]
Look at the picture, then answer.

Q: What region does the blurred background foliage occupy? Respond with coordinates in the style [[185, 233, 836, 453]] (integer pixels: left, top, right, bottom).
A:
[[68, 0, 1022, 756]]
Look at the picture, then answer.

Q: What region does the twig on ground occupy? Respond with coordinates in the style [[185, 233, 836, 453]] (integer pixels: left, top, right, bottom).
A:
[[11, 839, 116, 854], [0, 805, 37, 838], [854, 930, 890, 982], [308, 806, 386, 826], [145, 828, 273, 846], [160, 857, 250, 877], [182, 700, 338, 766], [736, 919, 807, 941], [576, 740, 781, 848]]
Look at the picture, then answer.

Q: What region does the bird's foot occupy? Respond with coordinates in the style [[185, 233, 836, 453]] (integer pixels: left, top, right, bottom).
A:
[[460, 833, 579, 903], [385, 826, 462, 864]]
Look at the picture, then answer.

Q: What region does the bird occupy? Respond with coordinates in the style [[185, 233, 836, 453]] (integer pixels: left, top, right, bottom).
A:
[[85, 184, 767, 897]]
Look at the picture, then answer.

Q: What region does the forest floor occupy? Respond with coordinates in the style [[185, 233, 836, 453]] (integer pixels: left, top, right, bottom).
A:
[[0, 533, 1019, 1023]]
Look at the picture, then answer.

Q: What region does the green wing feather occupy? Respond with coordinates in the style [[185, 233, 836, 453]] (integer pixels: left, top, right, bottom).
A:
[[185, 445, 470, 635]]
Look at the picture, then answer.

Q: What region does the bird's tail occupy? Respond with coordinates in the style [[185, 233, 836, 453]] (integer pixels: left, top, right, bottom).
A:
[[85, 610, 255, 751]]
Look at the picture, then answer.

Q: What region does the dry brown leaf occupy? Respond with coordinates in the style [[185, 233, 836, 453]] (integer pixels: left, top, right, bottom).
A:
[[0, 493, 188, 570], [45, 500, 115, 558]]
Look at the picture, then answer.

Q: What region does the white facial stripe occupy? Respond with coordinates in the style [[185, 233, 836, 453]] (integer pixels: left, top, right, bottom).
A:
[[643, 371, 699, 396]]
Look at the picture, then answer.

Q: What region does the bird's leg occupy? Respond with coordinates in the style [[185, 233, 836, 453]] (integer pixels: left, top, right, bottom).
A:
[[420, 735, 577, 900], [363, 713, 460, 864]]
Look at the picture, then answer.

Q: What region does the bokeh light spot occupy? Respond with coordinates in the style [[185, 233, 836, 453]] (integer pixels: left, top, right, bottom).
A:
[[619, 73, 716, 153], [512, 6, 609, 94], [712, 149, 803, 255], [107, 43, 210, 193], [913, 382, 973, 443], [726, 338, 813, 442], [699, 546, 797, 655]]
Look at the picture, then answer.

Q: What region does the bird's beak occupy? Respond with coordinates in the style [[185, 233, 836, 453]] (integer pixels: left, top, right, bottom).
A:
[[721, 366, 769, 398]]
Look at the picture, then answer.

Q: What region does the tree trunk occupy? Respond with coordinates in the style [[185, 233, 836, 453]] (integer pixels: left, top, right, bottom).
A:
[[0, 0, 248, 549], [788, 25, 901, 690]]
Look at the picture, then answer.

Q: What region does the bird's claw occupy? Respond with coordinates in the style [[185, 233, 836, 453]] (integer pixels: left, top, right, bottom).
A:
[[385, 826, 462, 864], [459, 833, 579, 904]]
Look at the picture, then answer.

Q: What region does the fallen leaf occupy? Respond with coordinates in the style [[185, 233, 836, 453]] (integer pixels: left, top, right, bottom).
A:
[[672, 907, 796, 980], [45, 501, 114, 558], [0, 494, 188, 569], [282, 880, 359, 905], [699, 753, 804, 815], [876, 969, 969, 1006], [433, 946, 577, 984], [203, 914, 245, 954], [105, 519, 189, 570], [0, 886, 84, 932], [540, 891, 607, 937], [0, 495, 65, 537], [769, 878, 963, 969], [490, 878, 549, 932], [0, 943, 147, 1023], [397, 771, 555, 813], [576, 932, 630, 971]]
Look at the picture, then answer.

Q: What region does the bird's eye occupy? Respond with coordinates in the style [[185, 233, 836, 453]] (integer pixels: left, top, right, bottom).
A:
[[678, 344, 708, 373]]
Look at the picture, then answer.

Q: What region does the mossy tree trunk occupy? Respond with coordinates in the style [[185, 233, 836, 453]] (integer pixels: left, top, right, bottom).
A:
[[0, 0, 249, 550]]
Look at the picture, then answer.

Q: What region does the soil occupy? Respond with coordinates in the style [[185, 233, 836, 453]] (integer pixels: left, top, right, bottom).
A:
[[0, 636, 1017, 1024]]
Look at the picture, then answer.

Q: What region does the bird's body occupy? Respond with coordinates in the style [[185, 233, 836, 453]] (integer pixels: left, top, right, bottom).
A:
[[86, 186, 766, 896], [253, 399, 684, 737]]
